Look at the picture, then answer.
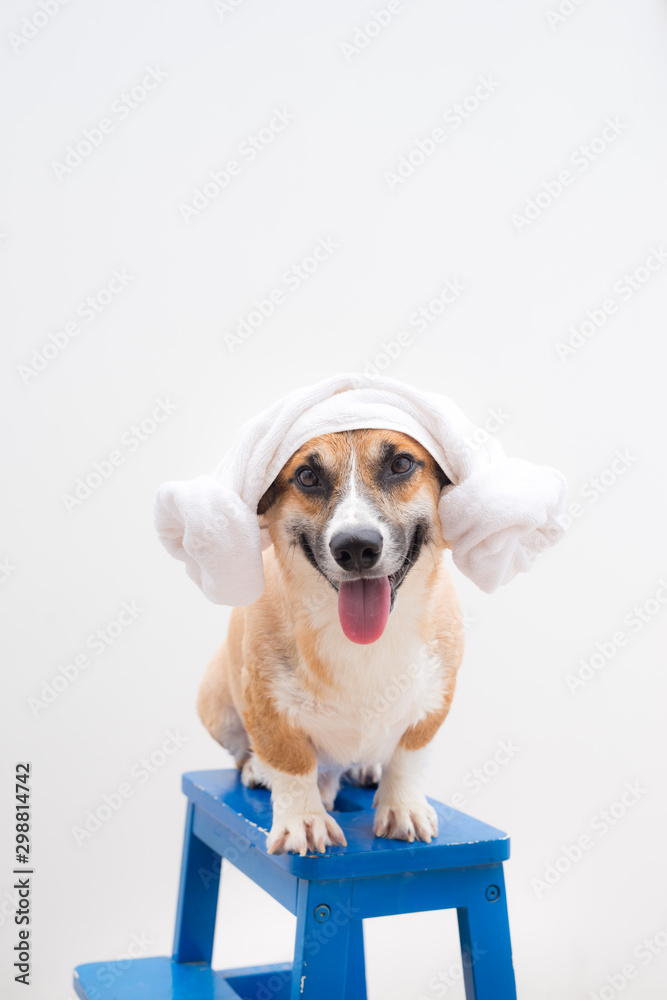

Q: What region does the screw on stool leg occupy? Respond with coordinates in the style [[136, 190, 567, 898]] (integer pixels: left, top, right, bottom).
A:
[[293, 883, 356, 998], [458, 869, 515, 999]]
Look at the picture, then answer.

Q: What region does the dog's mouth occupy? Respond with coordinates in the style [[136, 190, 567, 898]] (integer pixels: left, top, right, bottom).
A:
[[387, 524, 424, 593], [299, 526, 425, 645]]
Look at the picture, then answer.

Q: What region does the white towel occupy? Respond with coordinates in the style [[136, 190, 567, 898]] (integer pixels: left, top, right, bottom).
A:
[[155, 373, 566, 605]]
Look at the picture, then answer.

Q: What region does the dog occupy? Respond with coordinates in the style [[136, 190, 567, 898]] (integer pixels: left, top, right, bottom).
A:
[[197, 428, 464, 855]]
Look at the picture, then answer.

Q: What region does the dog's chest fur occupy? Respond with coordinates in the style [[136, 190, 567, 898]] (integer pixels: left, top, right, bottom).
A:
[[269, 578, 451, 768]]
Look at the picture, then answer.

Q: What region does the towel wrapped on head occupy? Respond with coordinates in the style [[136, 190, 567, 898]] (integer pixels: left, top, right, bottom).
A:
[[155, 373, 567, 605]]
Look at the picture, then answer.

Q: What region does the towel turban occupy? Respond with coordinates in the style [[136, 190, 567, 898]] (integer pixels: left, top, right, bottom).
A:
[[155, 372, 566, 605]]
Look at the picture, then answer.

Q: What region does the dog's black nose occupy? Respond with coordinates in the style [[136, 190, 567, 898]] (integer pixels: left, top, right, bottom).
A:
[[330, 529, 383, 572]]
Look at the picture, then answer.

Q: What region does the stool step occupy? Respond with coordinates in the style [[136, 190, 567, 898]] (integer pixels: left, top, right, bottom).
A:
[[74, 957, 293, 1000]]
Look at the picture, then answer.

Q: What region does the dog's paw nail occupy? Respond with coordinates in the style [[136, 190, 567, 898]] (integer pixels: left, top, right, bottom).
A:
[[324, 815, 346, 847], [269, 811, 346, 855], [267, 833, 286, 855], [374, 802, 437, 843]]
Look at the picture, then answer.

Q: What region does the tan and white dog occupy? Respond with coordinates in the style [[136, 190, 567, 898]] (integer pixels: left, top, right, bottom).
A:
[[197, 428, 465, 856]]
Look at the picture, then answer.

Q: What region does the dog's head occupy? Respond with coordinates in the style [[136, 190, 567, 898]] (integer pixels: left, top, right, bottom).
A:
[[257, 429, 450, 644]]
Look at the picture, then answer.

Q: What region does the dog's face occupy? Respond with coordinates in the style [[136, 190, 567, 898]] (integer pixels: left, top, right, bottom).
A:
[[258, 429, 450, 643]]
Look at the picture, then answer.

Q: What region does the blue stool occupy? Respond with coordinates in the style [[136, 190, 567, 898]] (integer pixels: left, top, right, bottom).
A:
[[73, 769, 516, 1000]]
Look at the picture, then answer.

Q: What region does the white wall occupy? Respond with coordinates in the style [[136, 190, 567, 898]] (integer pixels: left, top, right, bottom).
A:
[[2, 1, 667, 998]]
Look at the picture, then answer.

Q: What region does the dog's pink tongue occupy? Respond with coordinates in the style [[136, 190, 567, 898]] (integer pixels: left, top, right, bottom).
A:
[[338, 577, 391, 644]]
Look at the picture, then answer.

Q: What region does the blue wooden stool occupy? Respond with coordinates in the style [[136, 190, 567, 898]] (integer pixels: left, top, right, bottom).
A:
[[73, 769, 516, 1000]]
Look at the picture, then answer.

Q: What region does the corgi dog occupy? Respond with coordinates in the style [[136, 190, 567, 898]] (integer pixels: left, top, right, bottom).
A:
[[197, 428, 464, 855]]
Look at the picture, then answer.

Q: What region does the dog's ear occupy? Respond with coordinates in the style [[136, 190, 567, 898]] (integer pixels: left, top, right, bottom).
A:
[[257, 479, 278, 515], [434, 462, 451, 490]]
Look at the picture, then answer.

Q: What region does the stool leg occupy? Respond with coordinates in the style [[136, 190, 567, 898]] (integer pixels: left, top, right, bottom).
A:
[[345, 920, 366, 1000], [173, 801, 221, 964], [291, 880, 358, 1000], [457, 868, 516, 1000]]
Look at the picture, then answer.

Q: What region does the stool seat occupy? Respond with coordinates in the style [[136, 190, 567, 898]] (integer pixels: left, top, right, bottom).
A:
[[183, 769, 511, 878], [74, 769, 517, 1000]]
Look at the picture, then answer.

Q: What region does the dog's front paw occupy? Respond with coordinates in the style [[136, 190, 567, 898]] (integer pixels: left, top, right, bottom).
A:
[[372, 796, 438, 843], [267, 810, 347, 856], [240, 756, 267, 789]]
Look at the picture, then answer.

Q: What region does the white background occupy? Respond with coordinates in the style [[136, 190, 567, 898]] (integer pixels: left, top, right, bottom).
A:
[[2, 1, 667, 998]]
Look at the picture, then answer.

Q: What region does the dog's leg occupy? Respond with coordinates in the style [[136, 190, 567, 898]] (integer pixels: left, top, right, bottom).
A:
[[200, 697, 250, 768], [317, 767, 344, 811], [197, 638, 251, 767], [372, 745, 438, 843], [344, 763, 382, 788], [258, 760, 347, 856], [240, 753, 268, 789]]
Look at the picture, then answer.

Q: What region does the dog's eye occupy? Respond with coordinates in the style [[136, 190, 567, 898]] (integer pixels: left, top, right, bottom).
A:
[[296, 467, 319, 488], [390, 455, 414, 475]]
